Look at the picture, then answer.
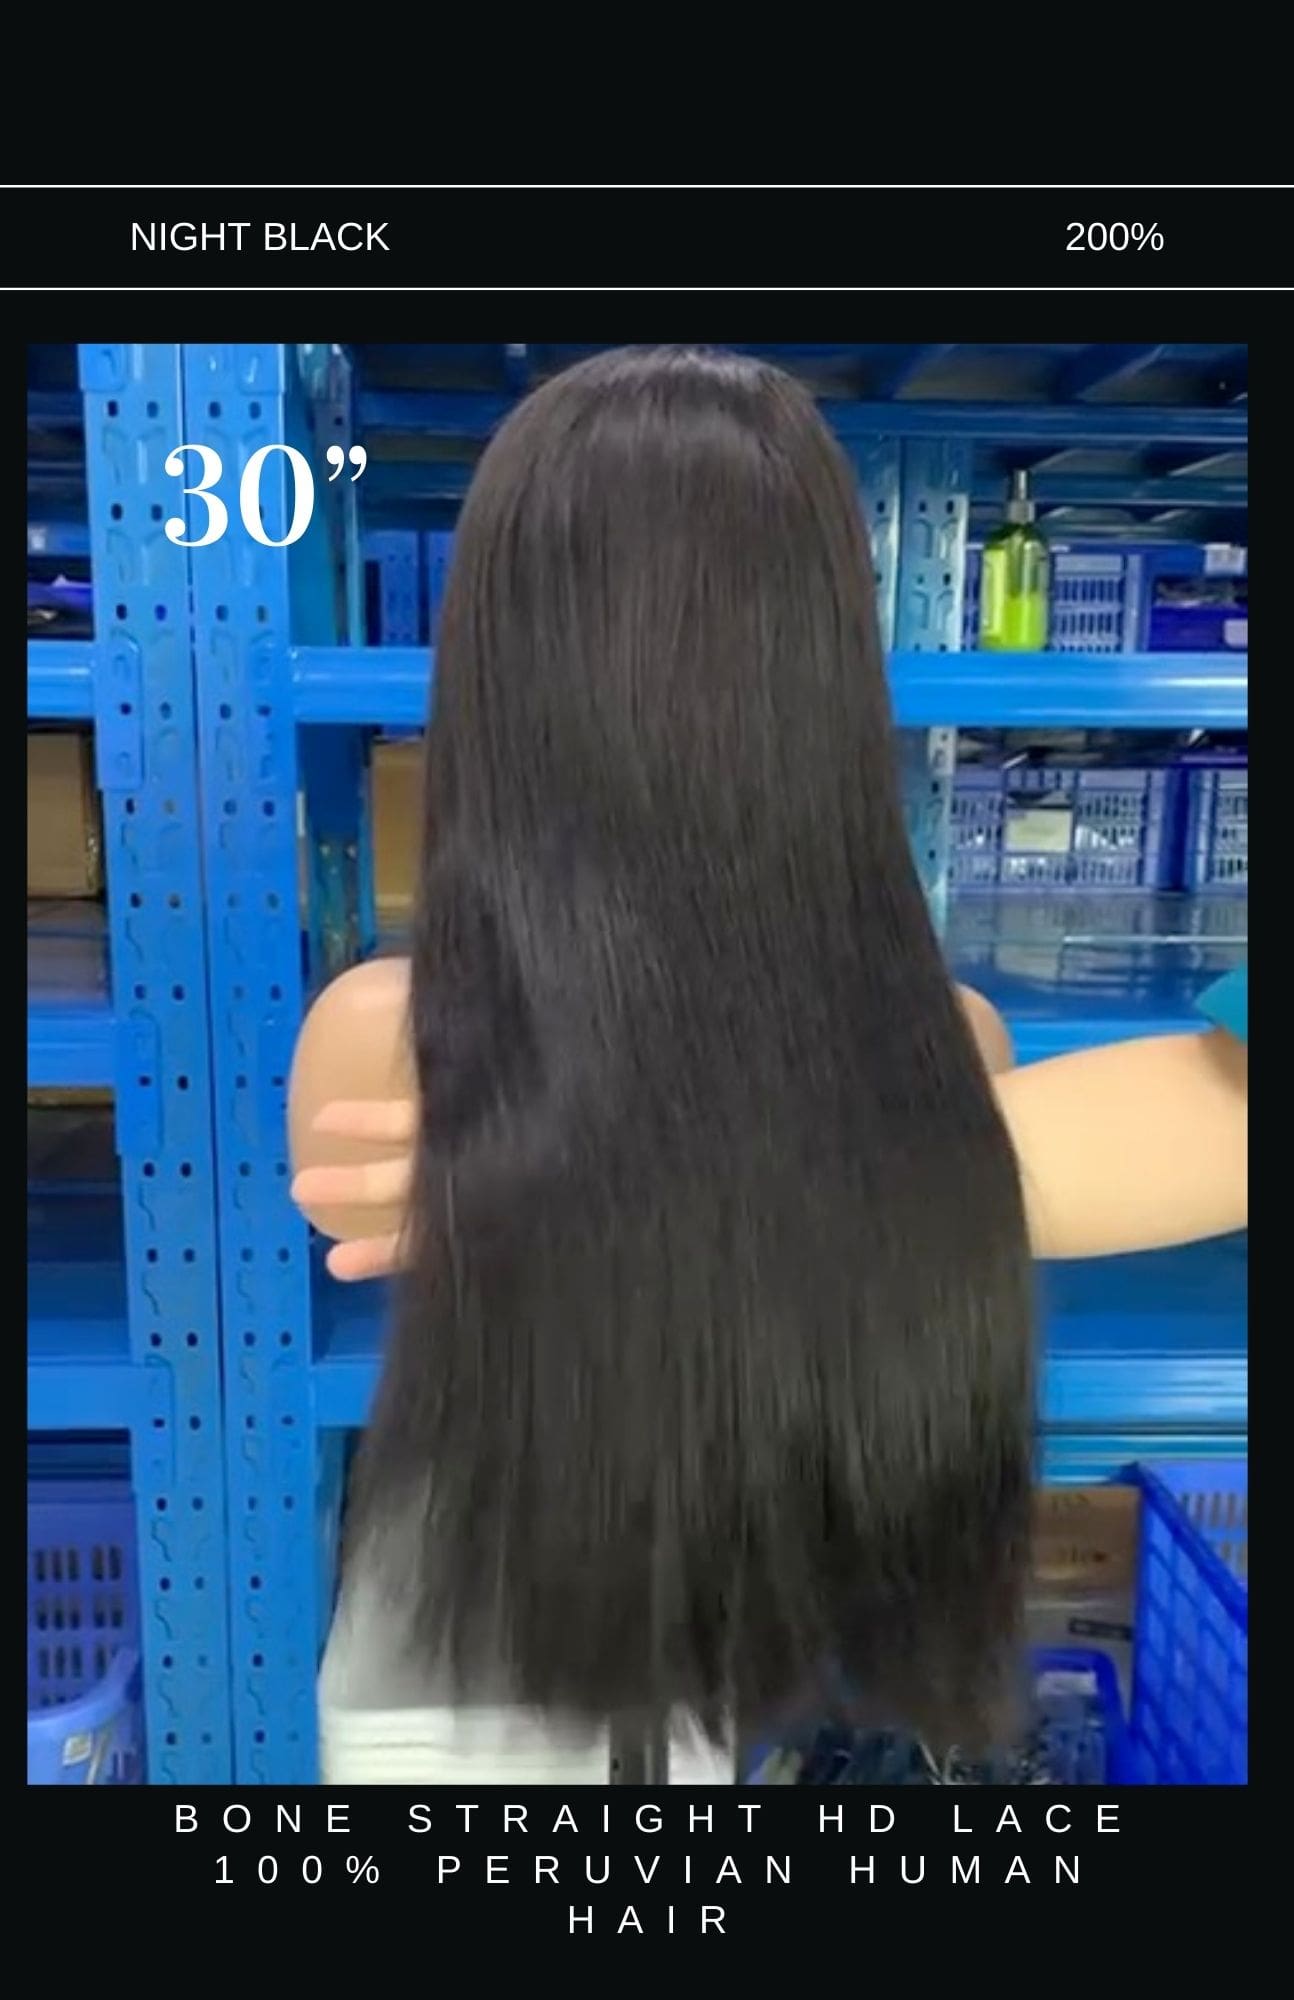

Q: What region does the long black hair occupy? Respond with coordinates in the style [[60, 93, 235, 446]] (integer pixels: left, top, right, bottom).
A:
[[348, 347, 1035, 1750]]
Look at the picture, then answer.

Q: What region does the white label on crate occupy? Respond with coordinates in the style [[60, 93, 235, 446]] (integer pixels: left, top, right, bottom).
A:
[[1204, 545, 1247, 577], [1053, 554, 1125, 578], [1005, 805, 1074, 855], [1224, 618, 1248, 648], [62, 1731, 93, 1766]]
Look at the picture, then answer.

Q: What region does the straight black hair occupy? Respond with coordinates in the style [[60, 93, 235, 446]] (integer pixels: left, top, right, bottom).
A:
[[348, 346, 1035, 1750]]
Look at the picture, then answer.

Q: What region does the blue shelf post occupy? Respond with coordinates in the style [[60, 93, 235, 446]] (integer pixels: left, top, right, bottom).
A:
[[78, 342, 234, 1781], [893, 440, 973, 929], [183, 343, 329, 1782], [293, 354, 377, 981], [365, 531, 420, 646]]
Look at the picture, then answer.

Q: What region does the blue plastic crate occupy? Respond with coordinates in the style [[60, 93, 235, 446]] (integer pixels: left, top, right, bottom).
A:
[[1184, 766, 1248, 893], [1125, 1461, 1247, 1785], [963, 547, 1136, 654], [746, 1461, 1246, 1787], [27, 1481, 144, 1785], [951, 764, 1183, 891]]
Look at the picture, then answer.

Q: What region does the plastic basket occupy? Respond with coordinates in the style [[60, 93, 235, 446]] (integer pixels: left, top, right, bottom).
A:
[[1124, 1461, 1247, 1785], [951, 765, 1182, 892], [1184, 767, 1248, 893], [963, 548, 1134, 654], [27, 1481, 144, 1784]]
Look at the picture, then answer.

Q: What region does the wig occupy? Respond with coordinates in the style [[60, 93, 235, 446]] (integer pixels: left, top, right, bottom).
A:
[[347, 346, 1035, 1751]]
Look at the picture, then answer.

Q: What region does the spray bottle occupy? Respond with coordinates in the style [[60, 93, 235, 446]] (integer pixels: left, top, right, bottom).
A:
[[978, 470, 1050, 651]]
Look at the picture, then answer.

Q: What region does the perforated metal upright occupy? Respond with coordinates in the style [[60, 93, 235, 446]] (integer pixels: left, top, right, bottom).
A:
[[890, 440, 971, 922], [365, 531, 420, 645], [183, 343, 343, 1782], [78, 343, 234, 1780]]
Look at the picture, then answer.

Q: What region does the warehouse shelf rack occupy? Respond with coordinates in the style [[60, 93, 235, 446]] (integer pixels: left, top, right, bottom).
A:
[[27, 345, 234, 1782], [178, 341, 1247, 1782]]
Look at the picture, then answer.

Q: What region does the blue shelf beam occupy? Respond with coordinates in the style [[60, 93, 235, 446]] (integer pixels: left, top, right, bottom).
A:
[[27, 896, 113, 1093], [311, 1241, 1248, 1436], [27, 999, 114, 1089], [890, 650, 1247, 731], [1060, 345, 1169, 400], [28, 640, 95, 720], [27, 390, 85, 427], [28, 1278, 138, 1429], [27, 1201, 161, 1431], [870, 344, 956, 397], [358, 388, 1247, 451], [289, 645, 1248, 734], [28, 521, 92, 558], [356, 463, 1246, 516], [978, 475, 1246, 511], [361, 463, 1247, 516]]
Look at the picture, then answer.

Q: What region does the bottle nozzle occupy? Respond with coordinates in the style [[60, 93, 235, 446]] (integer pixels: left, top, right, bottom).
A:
[[1005, 469, 1036, 524]]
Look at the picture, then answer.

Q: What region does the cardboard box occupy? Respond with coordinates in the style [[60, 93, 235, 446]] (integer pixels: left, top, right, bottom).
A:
[[1031, 1483, 1140, 1594], [27, 731, 102, 898], [1028, 1483, 1141, 1708], [294, 738, 425, 928], [371, 737, 423, 920]]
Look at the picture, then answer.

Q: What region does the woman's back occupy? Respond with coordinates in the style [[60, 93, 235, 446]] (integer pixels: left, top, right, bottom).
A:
[[346, 347, 1035, 1751]]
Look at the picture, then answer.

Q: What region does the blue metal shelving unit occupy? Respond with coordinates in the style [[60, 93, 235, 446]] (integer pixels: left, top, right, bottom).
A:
[[183, 343, 351, 1784], [27, 346, 234, 1782], [133, 341, 1251, 1780]]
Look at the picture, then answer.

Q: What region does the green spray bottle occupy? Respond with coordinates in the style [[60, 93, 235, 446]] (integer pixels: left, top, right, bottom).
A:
[[978, 470, 1050, 651]]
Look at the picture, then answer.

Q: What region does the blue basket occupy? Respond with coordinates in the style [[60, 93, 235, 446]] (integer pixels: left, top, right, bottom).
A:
[[1184, 766, 1248, 894], [27, 1481, 144, 1784], [963, 547, 1135, 654], [951, 764, 1182, 892], [962, 541, 1247, 655], [1124, 1461, 1247, 1785]]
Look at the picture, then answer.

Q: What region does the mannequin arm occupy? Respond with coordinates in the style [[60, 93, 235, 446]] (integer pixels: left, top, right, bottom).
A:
[[958, 982, 1015, 1077], [995, 1028, 1247, 1260], [287, 955, 415, 1254], [289, 966, 1014, 1276], [290, 966, 1246, 1269]]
